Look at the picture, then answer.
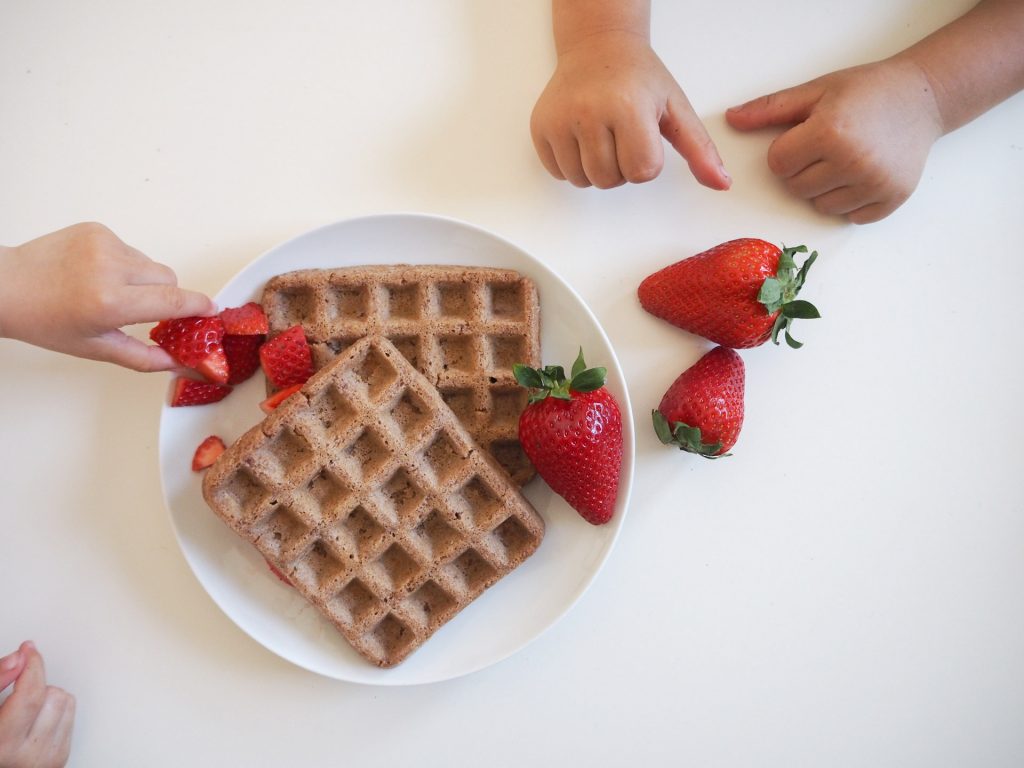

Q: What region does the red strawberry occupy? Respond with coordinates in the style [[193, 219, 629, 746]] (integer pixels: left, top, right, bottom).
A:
[[170, 377, 232, 407], [260, 325, 314, 390], [259, 383, 304, 414], [223, 333, 264, 385], [653, 346, 745, 457], [150, 316, 229, 383], [220, 302, 269, 336], [515, 350, 622, 525], [192, 435, 226, 471], [266, 558, 292, 586], [638, 238, 820, 349]]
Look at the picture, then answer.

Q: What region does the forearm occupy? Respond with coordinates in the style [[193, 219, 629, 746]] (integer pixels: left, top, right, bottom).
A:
[[552, 0, 650, 55], [894, 0, 1024, 134]]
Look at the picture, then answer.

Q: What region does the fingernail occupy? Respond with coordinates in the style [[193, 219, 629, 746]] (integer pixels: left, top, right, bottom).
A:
[[0, 651, 20, 671], [24, 640, 36, 653]]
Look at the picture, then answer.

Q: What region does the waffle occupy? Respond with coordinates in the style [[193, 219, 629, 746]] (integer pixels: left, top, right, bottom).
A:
[[202, 336, 546, 668], [261, 265, 541, 486]]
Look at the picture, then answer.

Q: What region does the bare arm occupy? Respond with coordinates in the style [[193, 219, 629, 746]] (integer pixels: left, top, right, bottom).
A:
[[897, 0, 1024, 134]]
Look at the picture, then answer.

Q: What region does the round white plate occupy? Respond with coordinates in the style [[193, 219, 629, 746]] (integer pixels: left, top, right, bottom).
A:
[[158, 213, 635, 685]]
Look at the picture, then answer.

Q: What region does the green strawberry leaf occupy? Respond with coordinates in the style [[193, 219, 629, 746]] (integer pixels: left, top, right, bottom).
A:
[[759, 245, 821, 349], [516, 349, 608, 400], [651, 413, 730, 458], [781, 300, 821, 319], [570, 348, 587, 379], [513, 364, 543, 389], [758, 278, 784, 311], [652, 410, 674, 444], [570, 366, 607, 392]]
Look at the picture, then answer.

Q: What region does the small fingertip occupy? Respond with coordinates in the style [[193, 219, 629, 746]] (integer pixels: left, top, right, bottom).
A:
[[0, 650, 21, 671]]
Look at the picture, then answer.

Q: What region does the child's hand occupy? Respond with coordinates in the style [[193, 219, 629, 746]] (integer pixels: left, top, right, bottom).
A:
[[0, 642, 75, 768], [726, 59, 943, 224], [0, 222, 216, 371], [531, 31, 730, 190]]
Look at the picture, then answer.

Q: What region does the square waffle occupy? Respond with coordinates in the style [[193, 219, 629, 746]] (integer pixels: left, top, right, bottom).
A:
[[260, 265, 540, 486], [202, 336, 546, 668]]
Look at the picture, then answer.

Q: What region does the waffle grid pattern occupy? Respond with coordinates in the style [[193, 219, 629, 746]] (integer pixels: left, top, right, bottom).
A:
[[203, 336, 545, 667], [261, 266, 540, 485]]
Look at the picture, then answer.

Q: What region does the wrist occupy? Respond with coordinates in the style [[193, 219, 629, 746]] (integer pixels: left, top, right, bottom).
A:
[[885, 54, 947, 140], [553, 0, 650, 57]]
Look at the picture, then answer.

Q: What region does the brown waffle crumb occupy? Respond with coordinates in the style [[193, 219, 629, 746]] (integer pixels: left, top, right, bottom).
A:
[[202, 336, 546, 668], [261, 265, 540, 485]]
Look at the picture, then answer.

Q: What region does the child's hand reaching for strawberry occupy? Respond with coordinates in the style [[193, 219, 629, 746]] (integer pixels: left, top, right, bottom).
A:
[[725, 60, 942, 223], [0, 222, 216, 371], [0, 642, 75, 768], [531, 0, 730, 191]]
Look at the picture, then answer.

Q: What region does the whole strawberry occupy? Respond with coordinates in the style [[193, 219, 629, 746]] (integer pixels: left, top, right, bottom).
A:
[[514, 350, 622, 525], [653, 346, 744, 458], [638, 238, 820, 349]]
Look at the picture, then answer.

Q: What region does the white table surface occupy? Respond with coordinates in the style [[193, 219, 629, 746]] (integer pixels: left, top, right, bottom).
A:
[[2, 1, 1022, 765]]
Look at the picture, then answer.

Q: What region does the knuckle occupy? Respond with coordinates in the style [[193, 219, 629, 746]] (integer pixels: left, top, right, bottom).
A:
[[623, 155, 662, 184]]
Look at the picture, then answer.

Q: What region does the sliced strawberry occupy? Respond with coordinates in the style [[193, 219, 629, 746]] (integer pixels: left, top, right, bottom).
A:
[[150, 316, 229, 384], [259, 382, 304, 414], [170, 377, 232, 407], [220, 302, 269, 336], [192, 435, 227, 471], [223, 334, 264, 385], [265, 558, 293, 587], [259, 325, 314, 390]]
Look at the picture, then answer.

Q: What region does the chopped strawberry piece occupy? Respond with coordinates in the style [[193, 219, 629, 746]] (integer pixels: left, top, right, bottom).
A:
[[192, 435, 226, 471], [265, 558, 293, 586], [219, 302, 269, 336], [223, 334, 264, 385], [259, 382, 304, 414], [170, 377, 232, 407], [259, 325, 314, 389], [150, 316, 229, 384]]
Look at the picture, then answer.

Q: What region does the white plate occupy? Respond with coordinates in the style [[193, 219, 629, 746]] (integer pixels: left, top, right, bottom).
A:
[[158, 213, 635, 685]]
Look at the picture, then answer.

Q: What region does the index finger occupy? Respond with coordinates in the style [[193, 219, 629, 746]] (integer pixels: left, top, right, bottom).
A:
[[117, 284, 218, 325]]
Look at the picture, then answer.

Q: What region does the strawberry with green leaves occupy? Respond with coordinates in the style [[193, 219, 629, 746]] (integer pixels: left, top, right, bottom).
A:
[[514, 350, 622, 525], [653, 346, 745, 458], [638, 238, 820, 349]]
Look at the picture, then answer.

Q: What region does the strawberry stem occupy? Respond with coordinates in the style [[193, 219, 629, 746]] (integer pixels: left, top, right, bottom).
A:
[[758, 245, 821, 348], [514, 348, 607, 404], [652, 410, 730, 459]]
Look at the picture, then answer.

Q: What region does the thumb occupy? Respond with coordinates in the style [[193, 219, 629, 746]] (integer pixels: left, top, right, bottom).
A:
[[0, 646, 27, 691], [88, 330, 180, 373], [726, 82, 822, 131]]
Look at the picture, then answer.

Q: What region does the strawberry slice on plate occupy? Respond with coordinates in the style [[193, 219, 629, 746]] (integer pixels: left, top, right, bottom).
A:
[[259, 382, 304, 414], [192, 435, 227, 471], [259, 325, 314, 390], [220, 302, 269, 336], [170, 377, 232, 407], [223, 334, 264, 385]]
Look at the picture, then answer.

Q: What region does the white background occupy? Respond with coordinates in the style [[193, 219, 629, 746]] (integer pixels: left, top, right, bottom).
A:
[[2, 1, 1022, 765]]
